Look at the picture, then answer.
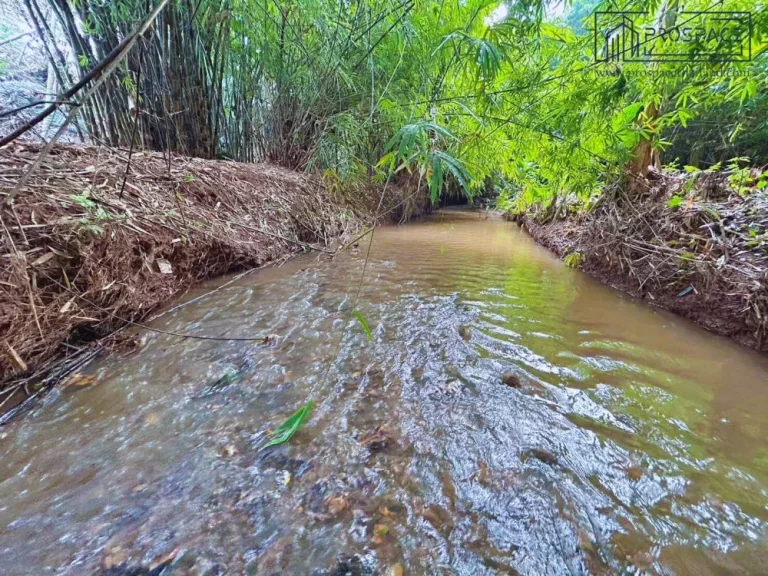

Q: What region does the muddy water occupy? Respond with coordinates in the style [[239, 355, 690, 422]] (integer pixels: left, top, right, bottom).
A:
[[2, 211, 768, 575]]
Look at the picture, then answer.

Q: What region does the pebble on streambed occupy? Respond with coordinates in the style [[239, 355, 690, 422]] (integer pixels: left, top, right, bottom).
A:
[[520, 447, 559, 466], [501, 372, 521, 388], [360, 426, 395, 453]]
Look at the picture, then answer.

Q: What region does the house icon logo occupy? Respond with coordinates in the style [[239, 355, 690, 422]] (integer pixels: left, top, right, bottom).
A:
[[598, 14, 641, 62]]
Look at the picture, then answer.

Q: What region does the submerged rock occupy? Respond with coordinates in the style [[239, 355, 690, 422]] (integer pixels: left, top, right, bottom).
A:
[[191, 370, 239, 398], [324, 554, 365, 576], [501, 372, 521, 388], [521, 447, 558, 466], [325, 494, 350, 516], [360, 426, 394, 453], [420, 503, 454, 533]]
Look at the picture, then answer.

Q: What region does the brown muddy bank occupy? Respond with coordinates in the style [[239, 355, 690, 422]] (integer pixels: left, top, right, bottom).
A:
[[0, 143, 427, 399], [515, 172, 768, 352]]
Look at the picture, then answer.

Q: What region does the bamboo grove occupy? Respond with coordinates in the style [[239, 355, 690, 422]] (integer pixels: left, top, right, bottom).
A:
[[2, 0, 767, 208]]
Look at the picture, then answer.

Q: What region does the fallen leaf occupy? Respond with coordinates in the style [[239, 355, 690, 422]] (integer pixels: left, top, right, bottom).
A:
[[372, 523, 390, 545], [102, 548, 127, 569], [48, 247, 72, 259], [59, 297, 77, 314], [61, 373, 97, 388], [379, 506, 395, 518], [389, 564, 404, 576], [156, 258, 173, 274], [326, 494, 349, 516], [150, 548, 180, 570], [30, 251, 55, 267]]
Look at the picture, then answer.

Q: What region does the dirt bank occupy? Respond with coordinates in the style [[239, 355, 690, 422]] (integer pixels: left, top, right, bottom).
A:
[[0, 143, 426, 398], [516, 171, 768, 352]]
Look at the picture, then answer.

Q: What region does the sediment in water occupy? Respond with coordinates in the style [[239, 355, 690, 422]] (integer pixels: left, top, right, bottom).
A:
[[0, 143, 427, 393], [514, 171, 768, 352]]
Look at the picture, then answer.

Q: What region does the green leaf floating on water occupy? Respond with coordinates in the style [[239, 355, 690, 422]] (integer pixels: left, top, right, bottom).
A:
[[353, 310, 373, 341], [261, 400, 315, 450]]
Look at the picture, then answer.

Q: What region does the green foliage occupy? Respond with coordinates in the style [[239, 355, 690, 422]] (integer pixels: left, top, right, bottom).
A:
[[727, 157, 761, 197], [667, 195, 684, 209], [352, 310, 373, 341], [35, 0, 768, 207], [261, 401, 315, 450], [563, 252, 583, 268], [71, 192, 111, 236]]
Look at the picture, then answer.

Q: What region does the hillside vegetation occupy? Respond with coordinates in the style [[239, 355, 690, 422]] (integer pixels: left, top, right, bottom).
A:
[[1, 0, 764, 203]]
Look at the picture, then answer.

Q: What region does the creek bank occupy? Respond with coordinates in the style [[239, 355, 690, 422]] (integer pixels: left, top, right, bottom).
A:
[[514, 170, 768, 352], [0, 143, 427, 396]]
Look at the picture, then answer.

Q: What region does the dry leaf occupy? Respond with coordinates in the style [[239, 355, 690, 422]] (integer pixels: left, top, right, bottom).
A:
[[102, 548, 127, 569], [372, 523, 390, 546], [389, 564, 404, 576], [156, 258, 173, 274], [59, 297, 76, 314], [378, 506, 396, 518], [150, 548, 180, 570], [30, 251, 55, 267], [48, 247, 72, 259], [61, 373, 97, 388], [325, 494, 349, 516]]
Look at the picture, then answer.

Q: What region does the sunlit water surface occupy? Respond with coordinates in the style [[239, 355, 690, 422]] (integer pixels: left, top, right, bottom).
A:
[[2, 211, 768, 575]]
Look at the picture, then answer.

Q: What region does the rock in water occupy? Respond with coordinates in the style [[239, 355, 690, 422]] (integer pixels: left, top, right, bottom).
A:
[[458, 325, 471, 341], [501, 372, 521, 388], [191, 370, 239, 399], [521, 447, 558, 466], [360, 426, 394, 452]]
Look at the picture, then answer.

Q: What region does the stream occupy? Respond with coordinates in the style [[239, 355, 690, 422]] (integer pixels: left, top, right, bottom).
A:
[[2, 210, 768, 575]]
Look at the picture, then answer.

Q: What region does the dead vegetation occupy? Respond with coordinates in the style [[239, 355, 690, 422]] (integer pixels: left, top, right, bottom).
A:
[[520, 169, 768, 351], [0, 142, 428, 399]]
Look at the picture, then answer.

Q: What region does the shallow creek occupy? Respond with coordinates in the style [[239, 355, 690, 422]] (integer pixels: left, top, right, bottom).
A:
[[2, 210, 768, 575]]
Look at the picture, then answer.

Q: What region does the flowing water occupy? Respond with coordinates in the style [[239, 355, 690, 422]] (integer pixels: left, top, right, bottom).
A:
[[2, 211, 768, 575]]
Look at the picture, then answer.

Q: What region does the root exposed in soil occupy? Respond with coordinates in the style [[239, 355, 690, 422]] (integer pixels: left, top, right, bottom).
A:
[[0, 143, 427, 396], [517, 171, 768, 352]]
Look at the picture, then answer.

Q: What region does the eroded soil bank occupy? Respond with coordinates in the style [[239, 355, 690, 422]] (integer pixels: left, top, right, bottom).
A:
[[0, 143, 426, 396], [515, 172, 768, 352]]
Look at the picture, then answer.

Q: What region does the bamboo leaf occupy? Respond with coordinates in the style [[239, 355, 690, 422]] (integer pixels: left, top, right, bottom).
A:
[[261, 401, 315, 450], [353, 310, 373, 341]]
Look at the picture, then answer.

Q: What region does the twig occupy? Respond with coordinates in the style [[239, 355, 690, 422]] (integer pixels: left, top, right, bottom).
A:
[[119, 44, 144, 200]]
